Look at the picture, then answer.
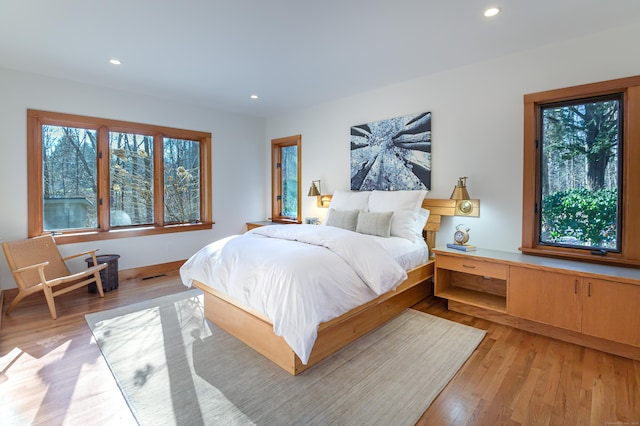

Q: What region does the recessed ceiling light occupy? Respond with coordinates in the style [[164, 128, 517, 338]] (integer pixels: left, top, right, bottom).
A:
[[109, 59, 121, 65], [484, 7, 500, 17], [250, 94, 258, 99]]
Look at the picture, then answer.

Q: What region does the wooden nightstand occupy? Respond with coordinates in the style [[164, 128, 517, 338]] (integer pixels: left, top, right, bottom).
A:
[[246, 220, 299, 231], [246, 221, 273, 231], [434, 247, 507, 315]]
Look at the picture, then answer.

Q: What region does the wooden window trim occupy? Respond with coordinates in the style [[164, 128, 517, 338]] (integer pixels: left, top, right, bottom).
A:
[[522, 75, 640, 266], [27, 109, 213, 244], [271, 135, 302, 223]]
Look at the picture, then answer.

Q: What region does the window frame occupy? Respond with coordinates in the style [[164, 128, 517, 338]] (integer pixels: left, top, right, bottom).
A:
[[271, 134, 301, 223], [27, 109, 213, 244], [522, 75, 640, 266]]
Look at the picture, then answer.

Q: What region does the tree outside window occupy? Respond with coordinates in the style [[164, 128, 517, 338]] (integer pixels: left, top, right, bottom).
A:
[[271, 135, 301, 223], [164, 138, 201, 224], [42, 125, 98, 231], [539, 96, 622, 252], [109, 132, 155, 226], [280, 145, 298, 218]]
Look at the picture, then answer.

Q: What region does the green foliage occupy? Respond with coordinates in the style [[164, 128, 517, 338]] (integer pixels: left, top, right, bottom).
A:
[[542, 188, 618, 249], [281, 145, 298, 217]]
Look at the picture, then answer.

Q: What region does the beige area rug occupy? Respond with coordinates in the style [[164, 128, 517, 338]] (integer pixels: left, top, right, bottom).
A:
[[86, 289, 485, 426]]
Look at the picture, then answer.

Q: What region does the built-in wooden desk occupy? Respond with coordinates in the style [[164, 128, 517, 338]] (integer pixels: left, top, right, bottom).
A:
[[433, 246, 640, 361]]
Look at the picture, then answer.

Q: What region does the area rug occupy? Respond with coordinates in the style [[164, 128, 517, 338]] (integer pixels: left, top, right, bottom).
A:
[[86, 289, 485, 426]]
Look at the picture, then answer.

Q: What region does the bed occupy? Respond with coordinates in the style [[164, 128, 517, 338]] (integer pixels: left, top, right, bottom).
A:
[[180, 191, 451, 375]]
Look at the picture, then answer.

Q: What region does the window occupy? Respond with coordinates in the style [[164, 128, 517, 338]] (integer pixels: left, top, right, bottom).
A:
[[28, 110, 212, 243], [522, 76, 640, 266], [271, 135, 301, 223], [538, 95, 623, 252], [109, 131, 155, 227]]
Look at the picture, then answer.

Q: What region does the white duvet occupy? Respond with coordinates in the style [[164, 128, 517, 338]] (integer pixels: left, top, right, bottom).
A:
[[179, 224, 408, 364]]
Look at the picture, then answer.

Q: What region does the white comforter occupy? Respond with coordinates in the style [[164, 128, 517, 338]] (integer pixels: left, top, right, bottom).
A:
[[180, 224, 408, 364]]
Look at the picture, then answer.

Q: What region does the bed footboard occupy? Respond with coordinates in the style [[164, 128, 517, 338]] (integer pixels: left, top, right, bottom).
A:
[[193, 260, 434, 375]]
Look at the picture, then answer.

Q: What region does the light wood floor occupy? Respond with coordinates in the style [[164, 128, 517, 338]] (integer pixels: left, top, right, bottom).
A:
[[1, 275, 638, 425]]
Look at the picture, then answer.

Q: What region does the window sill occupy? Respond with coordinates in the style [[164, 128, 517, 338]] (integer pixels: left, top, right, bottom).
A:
[[520, 246, 638, 268], [49, 222, 214, 245]]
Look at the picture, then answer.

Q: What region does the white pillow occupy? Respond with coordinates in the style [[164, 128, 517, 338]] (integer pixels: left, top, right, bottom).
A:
[[324, 208, 359, 232], [368, 190, 427, 242], [414, 208, 430, 240], [329, 190, 371, 211], [356, 211, 393, 237]]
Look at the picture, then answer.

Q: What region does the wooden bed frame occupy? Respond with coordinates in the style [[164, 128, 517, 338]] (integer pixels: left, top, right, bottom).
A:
[[193, 198, 456, 375]]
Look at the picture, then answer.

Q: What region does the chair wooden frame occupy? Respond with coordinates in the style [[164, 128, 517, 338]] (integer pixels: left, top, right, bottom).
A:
[[2, 235, 107, 319]]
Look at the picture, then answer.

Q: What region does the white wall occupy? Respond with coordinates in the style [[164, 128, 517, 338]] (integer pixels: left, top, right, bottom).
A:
[[0, 68, 266, 290], [2, 21, 639, 289], [266, 22, 640, 252]]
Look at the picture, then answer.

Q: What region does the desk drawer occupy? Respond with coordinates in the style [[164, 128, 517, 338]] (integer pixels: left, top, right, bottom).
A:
[[437, 255, 507, 280]]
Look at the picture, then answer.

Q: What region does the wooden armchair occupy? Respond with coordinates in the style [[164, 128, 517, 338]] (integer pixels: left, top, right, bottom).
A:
[[2, 235, 108, 319]]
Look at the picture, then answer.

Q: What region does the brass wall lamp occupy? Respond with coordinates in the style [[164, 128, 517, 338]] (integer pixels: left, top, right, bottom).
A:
[[450, 176, 480, 216], [308, 180, 331, 208]]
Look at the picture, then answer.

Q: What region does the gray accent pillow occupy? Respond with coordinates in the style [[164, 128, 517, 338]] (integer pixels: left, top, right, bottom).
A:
[[356, 211, 393, 237], [325, 208, 359, 232]]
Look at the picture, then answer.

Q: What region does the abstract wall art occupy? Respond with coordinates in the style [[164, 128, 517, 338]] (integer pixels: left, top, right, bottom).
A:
[[350, 112, 431, 191]]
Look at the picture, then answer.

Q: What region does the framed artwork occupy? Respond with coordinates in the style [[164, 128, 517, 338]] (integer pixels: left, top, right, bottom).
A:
[[350, 112, 431, 191]]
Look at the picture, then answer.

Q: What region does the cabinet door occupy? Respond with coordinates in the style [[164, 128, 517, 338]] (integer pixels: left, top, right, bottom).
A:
[[582, 278, 640, 347], [508, 266, 582, 332]]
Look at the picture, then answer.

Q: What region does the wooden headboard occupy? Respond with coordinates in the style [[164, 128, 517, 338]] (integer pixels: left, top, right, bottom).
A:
[[422, 198, 460, 253]]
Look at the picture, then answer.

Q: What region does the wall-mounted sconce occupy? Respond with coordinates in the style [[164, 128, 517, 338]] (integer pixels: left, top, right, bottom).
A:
[[450, 176, 480, 216], [308, 180, 331, 208]]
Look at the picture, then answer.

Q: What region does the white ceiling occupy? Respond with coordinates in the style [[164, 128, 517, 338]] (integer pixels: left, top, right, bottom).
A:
[[2, 0, 640, 118]]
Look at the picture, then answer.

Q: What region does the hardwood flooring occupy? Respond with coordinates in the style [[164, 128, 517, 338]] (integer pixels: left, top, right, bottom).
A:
[[1, 274, 639, 425]]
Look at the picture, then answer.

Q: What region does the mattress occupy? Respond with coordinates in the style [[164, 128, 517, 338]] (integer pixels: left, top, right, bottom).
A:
[[370, 234, 429, 271], [180, 224, 429, 363]]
